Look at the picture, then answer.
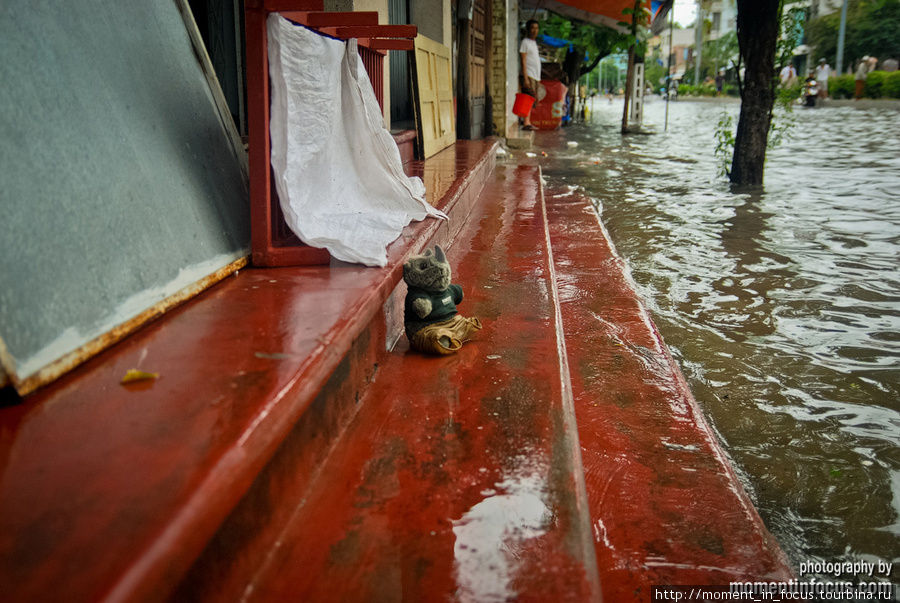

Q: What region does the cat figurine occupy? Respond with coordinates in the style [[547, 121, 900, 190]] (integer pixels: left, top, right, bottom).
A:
[[403, 244, 482, 355]]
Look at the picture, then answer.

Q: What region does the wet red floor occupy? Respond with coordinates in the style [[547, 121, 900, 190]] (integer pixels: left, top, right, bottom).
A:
[[240, 165, 601, 602], [0, 138, 793, 602]]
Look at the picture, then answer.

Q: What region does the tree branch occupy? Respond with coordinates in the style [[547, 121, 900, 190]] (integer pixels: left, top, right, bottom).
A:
[[580, 51, 611, 77]]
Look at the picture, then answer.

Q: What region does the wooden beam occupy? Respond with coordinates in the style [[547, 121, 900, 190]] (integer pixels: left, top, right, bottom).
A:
[[305, 11, 379, 27], [367, 39, 415, 51], [333, 24, 417, 39], [263, 0, 324, 10], [278, 11, 311, 25]]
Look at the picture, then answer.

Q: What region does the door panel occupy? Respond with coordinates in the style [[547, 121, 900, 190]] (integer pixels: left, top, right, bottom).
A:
[[414, 35, 455, 158]]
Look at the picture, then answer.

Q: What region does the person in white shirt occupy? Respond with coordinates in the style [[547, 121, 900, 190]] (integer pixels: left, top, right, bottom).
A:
[[779, 63, 797, 86], [815, 58, 831, 100], [519, 19, 540, 130]]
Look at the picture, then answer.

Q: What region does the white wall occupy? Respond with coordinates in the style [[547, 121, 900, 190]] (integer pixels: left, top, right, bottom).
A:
[[506, 0, 519, 135]]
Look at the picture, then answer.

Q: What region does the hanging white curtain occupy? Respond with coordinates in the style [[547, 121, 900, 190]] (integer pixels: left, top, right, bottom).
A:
[[267, 14, 446, 267]]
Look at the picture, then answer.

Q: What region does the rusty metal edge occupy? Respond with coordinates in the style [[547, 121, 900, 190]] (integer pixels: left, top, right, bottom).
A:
[[0, 337, 13, 389], [10, 256, 249, 397]]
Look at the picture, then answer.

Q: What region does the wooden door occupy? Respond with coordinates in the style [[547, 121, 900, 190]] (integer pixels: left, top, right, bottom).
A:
[[413, 35, 455, 158]]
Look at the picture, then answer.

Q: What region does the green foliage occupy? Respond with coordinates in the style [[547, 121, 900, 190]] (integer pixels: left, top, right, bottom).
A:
[[618, 3, 652, 56], [539, 12, 624, 69], [701, 31, 740, 77], [806, 0, 900, 68], [776, 83, 802, 104], [771, 71, 799, 144], [865, 70, 886, 97], [829, 74, 856, 98], [769, 97, 795, 150], [884, 71, 900, 97], [674, 82, 739, 97], [645, 62, 668, 89], [767, 1, 805, 161], [777, 3, 807, 69], [714, 112, 736, 178], [827, 71, 900, 98]]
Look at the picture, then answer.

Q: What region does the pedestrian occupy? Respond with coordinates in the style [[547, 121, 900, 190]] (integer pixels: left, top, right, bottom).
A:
[[815, 58, 831, 100], [780, 63, 797, 86], [519, 19, 540, 131], [855, 55, 874, 100], [715, 70, 725, 96]]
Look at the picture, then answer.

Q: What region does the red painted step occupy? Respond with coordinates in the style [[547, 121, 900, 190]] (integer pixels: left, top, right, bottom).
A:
[[0, 141, 497, 603], [543, 185, 794, 599], [238, 166, 602, 602]]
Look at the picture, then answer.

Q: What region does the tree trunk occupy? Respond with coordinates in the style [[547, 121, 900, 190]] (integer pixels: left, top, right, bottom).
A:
[[621, 0, 641, 135], [730, 0, 781, 186], [621, 45, 635, 134]]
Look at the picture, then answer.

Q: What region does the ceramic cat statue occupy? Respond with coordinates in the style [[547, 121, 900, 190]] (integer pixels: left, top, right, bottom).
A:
[[402, 245, 482, 355]]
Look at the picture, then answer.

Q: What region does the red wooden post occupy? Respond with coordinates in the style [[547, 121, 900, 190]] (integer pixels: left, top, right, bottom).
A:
[[246, 4, 274, 267]]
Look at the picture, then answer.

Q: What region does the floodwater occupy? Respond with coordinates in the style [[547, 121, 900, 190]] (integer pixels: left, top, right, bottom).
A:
[[537, 98, 900, 579]]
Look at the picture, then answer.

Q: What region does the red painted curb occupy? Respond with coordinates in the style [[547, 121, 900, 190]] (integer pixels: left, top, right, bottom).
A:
[[544, 184, 794, 599]]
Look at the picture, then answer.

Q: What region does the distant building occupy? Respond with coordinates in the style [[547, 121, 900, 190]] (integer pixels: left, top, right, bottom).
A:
[[707, 0, 737, 41], [657, 27, 697, 77], [653, 0, 737, 80]]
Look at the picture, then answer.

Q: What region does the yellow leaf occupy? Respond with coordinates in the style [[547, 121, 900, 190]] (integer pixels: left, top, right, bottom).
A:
[[121, 369, 159, 384]]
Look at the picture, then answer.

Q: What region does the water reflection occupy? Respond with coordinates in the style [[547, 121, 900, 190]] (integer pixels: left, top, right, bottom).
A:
[[538, 98, 900, 574], [451, 474, 550, 602]]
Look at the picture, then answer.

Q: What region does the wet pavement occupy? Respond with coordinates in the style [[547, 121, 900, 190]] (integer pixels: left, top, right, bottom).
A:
[[514, 97, 900, 583]]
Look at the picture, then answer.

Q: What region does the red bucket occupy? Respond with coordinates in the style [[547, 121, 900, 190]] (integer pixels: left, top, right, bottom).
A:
[[512, 92, 536, 117]]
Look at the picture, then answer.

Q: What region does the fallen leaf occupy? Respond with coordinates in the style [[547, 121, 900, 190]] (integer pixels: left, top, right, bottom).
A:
[[121, 369, 159, 384], [254, 352, 292, 360]]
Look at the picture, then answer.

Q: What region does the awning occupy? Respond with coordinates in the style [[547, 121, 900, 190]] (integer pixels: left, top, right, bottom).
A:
[[650, 0, 674, 34], [520, 0, 649, 31]]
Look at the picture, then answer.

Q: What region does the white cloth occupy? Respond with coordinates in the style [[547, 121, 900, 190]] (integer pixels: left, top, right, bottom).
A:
[[267, 15, 446, 267], [519, 37, 541, 81]]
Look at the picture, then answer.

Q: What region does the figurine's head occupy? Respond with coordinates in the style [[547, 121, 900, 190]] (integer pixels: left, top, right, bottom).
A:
[[403, 245, 451, 292]]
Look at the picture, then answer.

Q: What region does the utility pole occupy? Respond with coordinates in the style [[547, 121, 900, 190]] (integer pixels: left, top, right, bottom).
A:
[[597, 59, 602, 92], [694, 0, 703, 84], [836, 0, 849, 75], [665, 4, 674, 130]]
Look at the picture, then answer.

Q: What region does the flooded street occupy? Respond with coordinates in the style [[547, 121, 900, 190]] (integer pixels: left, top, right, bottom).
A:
[[535, 98, 900, 575]]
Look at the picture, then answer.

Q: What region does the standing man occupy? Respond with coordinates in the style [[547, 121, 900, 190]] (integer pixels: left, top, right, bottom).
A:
[[519, 19, 540, 131], [855, 56, 873, 100], [779, 63, 797, 86], [815, 58, 831, 100]]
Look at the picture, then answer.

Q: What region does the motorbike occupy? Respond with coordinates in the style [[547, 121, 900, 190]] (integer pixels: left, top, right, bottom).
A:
[[803, 77, 818, 107], [660, 84, 678, 101]]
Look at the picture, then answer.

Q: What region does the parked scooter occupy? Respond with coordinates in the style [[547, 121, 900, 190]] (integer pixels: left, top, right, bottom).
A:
[[803, 74, 818, 107]]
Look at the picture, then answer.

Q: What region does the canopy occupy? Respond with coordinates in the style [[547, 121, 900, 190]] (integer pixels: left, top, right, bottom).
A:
[[520, 0, 649, 31], [538, 33, 574, 49], [650, 0, 674, 34]]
